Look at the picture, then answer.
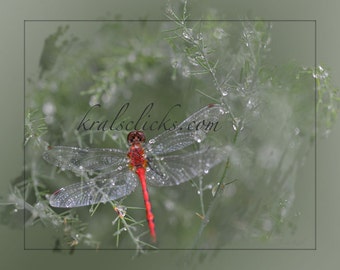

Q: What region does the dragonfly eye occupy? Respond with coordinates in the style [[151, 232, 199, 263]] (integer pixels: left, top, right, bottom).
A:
[[127, 131, 146, 144]]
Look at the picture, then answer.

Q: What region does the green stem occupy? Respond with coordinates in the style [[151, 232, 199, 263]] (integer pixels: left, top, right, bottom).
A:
[[198, 176, 206, 217], [192, 124, 240, 248]]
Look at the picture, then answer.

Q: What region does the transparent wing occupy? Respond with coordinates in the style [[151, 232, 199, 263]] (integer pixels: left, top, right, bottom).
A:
[[146, 146, 228, 186], [49, 169, 138, 208], [146, 104, 226, 155], [43, 146, 127, 174]]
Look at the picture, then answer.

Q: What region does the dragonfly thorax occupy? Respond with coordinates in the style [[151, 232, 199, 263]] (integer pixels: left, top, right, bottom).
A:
[[127, 143, 147, 170]]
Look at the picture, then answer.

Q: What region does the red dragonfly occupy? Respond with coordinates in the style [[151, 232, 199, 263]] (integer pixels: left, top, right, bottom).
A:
[[43, 104, 226, 242]]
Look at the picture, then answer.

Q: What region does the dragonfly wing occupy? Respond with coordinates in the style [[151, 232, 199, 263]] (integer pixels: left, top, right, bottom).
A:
[[49, 169, 138, 208], [146, 146, 228, 186], [146, 104, 226, 155], [43, 146, 127, 174]]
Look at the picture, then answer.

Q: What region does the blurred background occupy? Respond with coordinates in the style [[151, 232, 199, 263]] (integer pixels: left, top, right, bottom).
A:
[[1, 0, 340, 269]]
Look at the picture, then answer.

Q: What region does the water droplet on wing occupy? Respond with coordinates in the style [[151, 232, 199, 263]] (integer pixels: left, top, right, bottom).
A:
[[149, 138, 155, 144]]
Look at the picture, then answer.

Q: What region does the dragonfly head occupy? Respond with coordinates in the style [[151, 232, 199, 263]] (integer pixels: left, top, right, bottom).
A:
[[127, 130, 146, 145]]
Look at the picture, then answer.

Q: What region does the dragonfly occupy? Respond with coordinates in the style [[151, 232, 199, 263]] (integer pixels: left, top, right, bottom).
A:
[[43, 104, 227, 242]]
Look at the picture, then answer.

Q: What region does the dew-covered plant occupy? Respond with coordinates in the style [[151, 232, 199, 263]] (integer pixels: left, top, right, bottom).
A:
[[1, 0, 339, 255]]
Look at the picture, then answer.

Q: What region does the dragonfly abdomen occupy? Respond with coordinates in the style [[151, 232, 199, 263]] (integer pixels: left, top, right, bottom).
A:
[[135, 167, 156, 242]]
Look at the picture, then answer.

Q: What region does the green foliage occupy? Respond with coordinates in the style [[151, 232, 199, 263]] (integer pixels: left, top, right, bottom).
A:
[[1, 1, 339, 255]]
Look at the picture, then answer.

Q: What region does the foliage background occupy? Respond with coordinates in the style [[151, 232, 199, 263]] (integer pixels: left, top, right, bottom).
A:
[[22, 14, 317, 251], [1, 0, 340, 269]]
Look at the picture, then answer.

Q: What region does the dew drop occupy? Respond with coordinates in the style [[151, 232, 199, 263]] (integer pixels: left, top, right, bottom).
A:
[[193, 132, 203, 143], [89, 95, 99, 106], [294, 127, 300, 135], [313, 65, 329, 79], [213, 27, 226, 39], [221, 89, 228, 96], [188, 56, 199, 66], [246, 99, 254, 109], [211, 183, 220, 196], [171, 58, 181, 69], [232, 118, 241, 131], [182, 28, 193, 40], [42, 102, 56, 116], [182, 66, 190, 77]]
